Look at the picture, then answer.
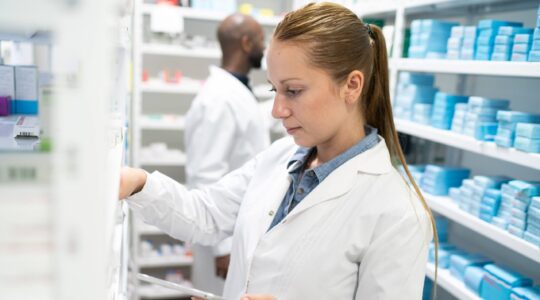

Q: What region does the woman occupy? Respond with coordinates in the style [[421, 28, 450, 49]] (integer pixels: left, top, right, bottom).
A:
[[120, 2, 435, 299]]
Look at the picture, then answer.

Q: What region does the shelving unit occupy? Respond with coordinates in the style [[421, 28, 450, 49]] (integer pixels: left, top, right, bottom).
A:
[[0, 0, 131, 299], [395, 119, 540, 170], [425, 193, 540, 263], [138, 256, 193, 268], [138, 286, 190, 299], [354, 0, 540, 298], [131, 1, 287, 298], [391, 58, 540, 77], [425, 263, 480, 300]]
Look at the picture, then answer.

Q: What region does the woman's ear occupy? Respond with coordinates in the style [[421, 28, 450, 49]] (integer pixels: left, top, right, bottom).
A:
[[344, 70, 364, 104]]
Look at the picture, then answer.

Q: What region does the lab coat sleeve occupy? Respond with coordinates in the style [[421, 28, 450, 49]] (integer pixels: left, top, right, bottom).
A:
[[355, 205, 432, 299], [186, 99, 237, 188], [127, 156, 258, 246]]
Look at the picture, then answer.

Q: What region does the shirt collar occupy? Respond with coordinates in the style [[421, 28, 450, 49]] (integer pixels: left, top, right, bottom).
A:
[[229, 72, 251, 90], [286, 125, 380, 181]]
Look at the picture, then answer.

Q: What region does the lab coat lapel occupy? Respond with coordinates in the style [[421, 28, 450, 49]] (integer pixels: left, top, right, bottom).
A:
[[251, 163, 292, 241], [284, 139, 392, 221]]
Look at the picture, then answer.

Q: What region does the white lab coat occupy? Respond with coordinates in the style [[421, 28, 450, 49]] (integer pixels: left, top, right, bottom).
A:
[[184, 66, 270, 292], [128, 137, 432, 300]]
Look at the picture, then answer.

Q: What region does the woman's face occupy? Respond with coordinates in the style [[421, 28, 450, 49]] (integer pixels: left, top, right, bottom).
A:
[[267, 40, 359, 149]]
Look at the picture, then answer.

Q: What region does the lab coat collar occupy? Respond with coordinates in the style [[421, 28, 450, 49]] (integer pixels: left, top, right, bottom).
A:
[[209, 66, 253, 100], [282, 137, 393, 221]]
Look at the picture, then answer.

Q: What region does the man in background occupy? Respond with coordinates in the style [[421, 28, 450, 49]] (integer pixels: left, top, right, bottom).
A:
[[185, 13, 270, 294]]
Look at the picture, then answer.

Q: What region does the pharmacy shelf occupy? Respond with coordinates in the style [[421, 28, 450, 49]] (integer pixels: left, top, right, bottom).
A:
[[142, 44, 221, 59], [137, 223, 163, 235], [425, 193, 540, 263], [425, 263, 480, 300], [141, 81, 201, 94], [138, 285, 190, 299], [395, 119, 540, 170], [391, 59, 540, 78], [141, 3, 282, 26], [356, 0, 538, 17], [139, 157, 186, 166], [138, 255, 193, 268], [140, 117, 185, 131]]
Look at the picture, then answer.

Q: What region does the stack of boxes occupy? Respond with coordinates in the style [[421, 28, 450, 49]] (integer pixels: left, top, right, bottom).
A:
[[447, 26, 478, 60], [515, 123, 540, 153], [409, 19, 459, 59], [494, 111, 540, 148], [493, 180, 540, 238], [525, 197, 540, 247], [475, 19, 522, 61], [492, 26, 533, 61], [446, 26, 464, 60], [421, 165, 470, 196], [450, 103, 468, 133], [511, 33, 534, 61], [431, 92, 469, 129], [0, 65, 39, 116], [529, 5, 540, 62], [470, 176, 510, 217], [480, 264, 533, 300], [393, 72, 437, 120], [479, 188, 503, 223], [463, 97, 510, 141]]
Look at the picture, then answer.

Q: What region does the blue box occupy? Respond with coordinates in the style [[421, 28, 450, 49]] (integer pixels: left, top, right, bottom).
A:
[[508, 180, 540, 198], [512, 43, 532, 53], [516, 123, 540, 139], [514, 136, 540, 153], [511, 286, 540, 300], [492, 52, 510, 61], [495, 35, 513, 45], [497, 111, 540, 123], [451, 26, 465, 37], [529, 50, 540, 62], [449, 253, 492, 281], [481, 264, 533, 300], [514, 33, 533, 44], [468, 97, 510, 109], [498, 26, 532, 36], [465, 266, 487, 295], [534, 28, 540, 40], [508, 225, 525, 237], [511, 53, 528, 61], [447, 37, 463, 49], [477, 35, 496, 46], [532, 40, 540, 51], [478, 20, 523, 30], [462, 37, 476, 48], [464, 26, 478, 38], [494, 44, 512, 53], [399, 72, 435, 86], [524, 231, 540, 247]]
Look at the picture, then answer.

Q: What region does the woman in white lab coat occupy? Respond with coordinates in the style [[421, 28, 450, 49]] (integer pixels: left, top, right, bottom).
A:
[[120, 2, 436, 300]]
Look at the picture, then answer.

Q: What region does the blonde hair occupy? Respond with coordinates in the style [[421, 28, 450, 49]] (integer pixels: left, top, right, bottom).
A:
[[274, 2, 439, 292]]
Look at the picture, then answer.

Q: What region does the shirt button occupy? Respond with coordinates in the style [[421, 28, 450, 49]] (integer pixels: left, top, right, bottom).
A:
[[297, 187, 304, 195], [268, 210, 274, 216]]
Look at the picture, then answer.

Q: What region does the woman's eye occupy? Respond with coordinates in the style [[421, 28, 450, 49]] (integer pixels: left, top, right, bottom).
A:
[[269, 87, 276, 92], [287, 89, 301, 96]]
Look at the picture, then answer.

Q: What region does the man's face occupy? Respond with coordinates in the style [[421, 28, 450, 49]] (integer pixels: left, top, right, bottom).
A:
[[249, 27, 265, 69]]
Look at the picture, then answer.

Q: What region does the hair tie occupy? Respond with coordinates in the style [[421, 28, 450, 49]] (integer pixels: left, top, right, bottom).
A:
[[365, 23, 375, 38]]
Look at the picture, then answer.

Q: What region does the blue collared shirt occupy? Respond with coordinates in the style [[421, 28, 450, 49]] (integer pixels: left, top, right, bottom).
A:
[[268, 125, 380, 230]]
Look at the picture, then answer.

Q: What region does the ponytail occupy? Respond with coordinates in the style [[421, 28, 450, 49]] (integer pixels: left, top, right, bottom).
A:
[[365, 23, 439, 296]]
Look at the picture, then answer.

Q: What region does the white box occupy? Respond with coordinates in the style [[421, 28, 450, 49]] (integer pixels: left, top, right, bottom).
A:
[[0, 65, 15, 99]]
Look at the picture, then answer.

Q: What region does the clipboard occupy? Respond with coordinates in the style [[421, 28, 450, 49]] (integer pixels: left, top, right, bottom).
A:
[[137, 273, 225, 300]]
